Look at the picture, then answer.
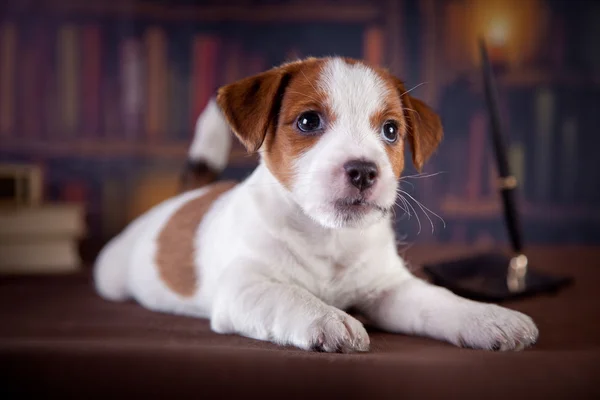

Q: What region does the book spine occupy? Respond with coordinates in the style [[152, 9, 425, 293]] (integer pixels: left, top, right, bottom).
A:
[[508, 141, 525, 195], [223, 40, 242, 83], [466, 110, 486, 201], [81, 25, 102, 137], [191, 35, 219, 133], [533, 87, 555, 202], [145, 26, 168, 141], [363, 26, 384, 67], [57, 25, 80, 136], [120, 37, 144, 140], [102, 28, 122, 138], [0, 23, 17, 137], [559, 116, 577, 202], [19, 24, 38, 138]]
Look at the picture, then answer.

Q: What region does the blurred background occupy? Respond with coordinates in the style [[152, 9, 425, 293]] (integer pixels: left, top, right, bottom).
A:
[[1, 0, 599, 271]]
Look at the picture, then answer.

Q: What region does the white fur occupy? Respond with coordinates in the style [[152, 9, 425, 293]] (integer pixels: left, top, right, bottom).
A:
[[292, 59, 398, 228], [94, 58, 538, 352], [188, 98, 232, 171]]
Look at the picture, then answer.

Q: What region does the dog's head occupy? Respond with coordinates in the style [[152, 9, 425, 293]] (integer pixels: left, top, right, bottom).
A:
[[217, 57, 442, 229]]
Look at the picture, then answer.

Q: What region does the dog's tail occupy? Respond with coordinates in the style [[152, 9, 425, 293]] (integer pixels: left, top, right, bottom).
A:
[[180, 98, 232, 191]]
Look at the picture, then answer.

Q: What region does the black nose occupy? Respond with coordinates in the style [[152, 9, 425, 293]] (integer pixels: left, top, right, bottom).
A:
[[344, 160, 378, 191]]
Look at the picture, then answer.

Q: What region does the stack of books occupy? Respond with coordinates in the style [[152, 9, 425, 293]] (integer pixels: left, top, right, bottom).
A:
[[0, 164, 85, 275]]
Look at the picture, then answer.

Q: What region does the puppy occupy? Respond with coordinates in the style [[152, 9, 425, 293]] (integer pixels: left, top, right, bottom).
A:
[[94, 57, 538, 352]]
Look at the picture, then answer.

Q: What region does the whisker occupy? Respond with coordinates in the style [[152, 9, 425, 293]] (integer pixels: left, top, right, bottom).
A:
[[400, 194, 421, 234], [400, 82, 428, 97], [399, 190, 434, 233], [398, 189, 446, 231], [401, 171, 446, 180], [398, 179, 414, 189]]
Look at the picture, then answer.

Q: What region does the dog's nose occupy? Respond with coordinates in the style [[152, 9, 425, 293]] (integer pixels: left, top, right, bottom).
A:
[[344, 160, 378, 191]]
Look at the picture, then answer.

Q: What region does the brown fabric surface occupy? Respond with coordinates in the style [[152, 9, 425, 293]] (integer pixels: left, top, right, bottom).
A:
[[1, 245, 599, 399]]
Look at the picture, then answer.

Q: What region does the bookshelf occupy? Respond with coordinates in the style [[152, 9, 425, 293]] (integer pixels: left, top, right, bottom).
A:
[[441, 197, 600, 222], [9, 1, 381, 23], [0, 138, 256, 165]]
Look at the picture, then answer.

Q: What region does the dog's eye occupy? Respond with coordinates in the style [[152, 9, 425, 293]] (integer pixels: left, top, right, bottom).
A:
[[381, 121, 399, 144], [296, 111, 322, 133]]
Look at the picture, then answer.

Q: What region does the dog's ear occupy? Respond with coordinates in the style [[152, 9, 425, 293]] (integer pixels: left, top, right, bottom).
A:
[[216, 67, 291, 153], [394, 80, 443, 172]]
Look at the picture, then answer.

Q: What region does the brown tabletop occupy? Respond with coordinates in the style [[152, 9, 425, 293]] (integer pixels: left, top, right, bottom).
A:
[[1, 245, 599, 399]]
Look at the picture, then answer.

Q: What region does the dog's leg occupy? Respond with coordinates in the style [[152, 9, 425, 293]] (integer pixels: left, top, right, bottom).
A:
[[360, 273, 539, 351], [211, 268, 370, 353]]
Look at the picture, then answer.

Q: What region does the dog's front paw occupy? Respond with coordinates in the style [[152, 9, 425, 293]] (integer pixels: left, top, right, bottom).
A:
[[457, 304, 539, 351], [306, 308, 370, 353]]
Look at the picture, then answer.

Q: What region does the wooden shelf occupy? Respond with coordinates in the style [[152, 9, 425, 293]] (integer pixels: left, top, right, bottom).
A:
[[448, 67, 600, 90], [14, 0, 381, 23], [0, 138, 257, 166], [441, 197, 600, 222]]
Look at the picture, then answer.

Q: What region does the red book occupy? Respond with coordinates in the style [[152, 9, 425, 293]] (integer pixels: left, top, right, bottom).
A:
[[81, 25, 102, 137], [190, 35, 220, 133], [466, 110, 487, 201], [62, 181, 88, 204], [363, 26, 384, 67]]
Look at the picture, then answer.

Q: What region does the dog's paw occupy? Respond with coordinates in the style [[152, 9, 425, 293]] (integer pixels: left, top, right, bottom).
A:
[[306, 308, 370, 353], [456, 304, 539, 351]]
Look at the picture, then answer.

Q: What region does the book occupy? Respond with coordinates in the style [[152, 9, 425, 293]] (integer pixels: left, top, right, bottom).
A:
[[0, 163, 43, 207], [533, 87, 555, 202], [559, 116, 577, 202], [466, 110, 487, 201], [223, 40, 242, 84], [145, 26, 168, 140], [102, 28, 122, 138], [168, 28, 191, 141], [0, 204, 85, 238], [120, 36, 144, 139], [0, 238, 81, 274], [81, 24, 102, 137], [0, 23, 16, 137], [363, 26, 384, 67], [57, 24, 80, 136], [18, 23, 37, 138], [191, 34, 220, 132]]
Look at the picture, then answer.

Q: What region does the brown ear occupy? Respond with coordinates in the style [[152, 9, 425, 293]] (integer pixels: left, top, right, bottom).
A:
[[216, 67, 291, 152], [402, 95, 443, 171], [394, 79, 443, 172]]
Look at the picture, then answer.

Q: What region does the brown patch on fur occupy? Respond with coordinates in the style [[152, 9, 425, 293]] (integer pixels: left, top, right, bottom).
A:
[[156, 181, 237, 297], [263, 60, 334, 188], [217, 58, 333, 189], [371, 66, 443, 173]]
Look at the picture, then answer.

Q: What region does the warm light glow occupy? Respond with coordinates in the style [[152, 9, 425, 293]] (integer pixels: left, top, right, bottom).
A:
[[461, 0, 547, 68], [487, 18, 510, 47]]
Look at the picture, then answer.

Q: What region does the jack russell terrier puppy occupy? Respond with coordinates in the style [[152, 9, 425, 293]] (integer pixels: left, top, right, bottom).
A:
[[95, 57, 538, 352]]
